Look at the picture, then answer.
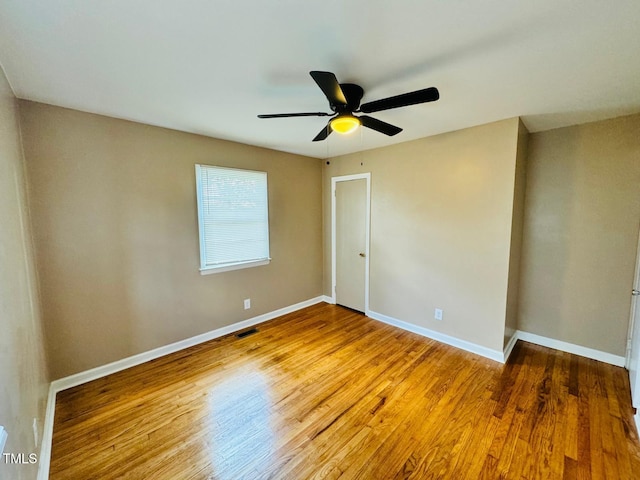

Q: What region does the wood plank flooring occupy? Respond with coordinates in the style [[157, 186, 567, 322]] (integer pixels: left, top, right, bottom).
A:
[[50, 303, 640, 479]]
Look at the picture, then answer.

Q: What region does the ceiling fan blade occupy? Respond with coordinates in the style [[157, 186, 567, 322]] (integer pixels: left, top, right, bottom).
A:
[[360, 87, 439, 114], [360, 115, 402, 136], [312, 123, 332, 142], [310, 71, 347, 108], [258, 112, 331, 118]]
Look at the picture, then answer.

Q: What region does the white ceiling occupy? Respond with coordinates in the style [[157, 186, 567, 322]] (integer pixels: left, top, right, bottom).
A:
[[1, 1, 639, 159]]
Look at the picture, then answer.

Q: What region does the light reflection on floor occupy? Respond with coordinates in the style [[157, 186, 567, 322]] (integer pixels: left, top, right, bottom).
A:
[[206, 367, 274, 478]]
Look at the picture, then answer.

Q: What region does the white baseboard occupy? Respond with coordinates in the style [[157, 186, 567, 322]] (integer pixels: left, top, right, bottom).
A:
[[516, 331, 626, 367], [635, 413, 640, 438], [37, 384, 57, 480], [51, 296, 325, 392], [363, 313, 625, 368], [0, 426, 7, 455], [321, 295, 335, 304], [37, 295, 325, 480], [503, 333, 518, 363], [367, 310, 506, 363]]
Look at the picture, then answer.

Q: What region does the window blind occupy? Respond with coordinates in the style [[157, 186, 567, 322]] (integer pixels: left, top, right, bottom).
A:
[[196, 165, 270, 271]]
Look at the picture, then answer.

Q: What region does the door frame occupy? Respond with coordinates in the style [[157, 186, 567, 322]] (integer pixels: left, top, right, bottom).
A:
[[331, 173, 371, 314]]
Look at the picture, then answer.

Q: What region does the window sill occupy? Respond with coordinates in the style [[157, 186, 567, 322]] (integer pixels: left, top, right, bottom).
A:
[[200, 258, 271, 275]]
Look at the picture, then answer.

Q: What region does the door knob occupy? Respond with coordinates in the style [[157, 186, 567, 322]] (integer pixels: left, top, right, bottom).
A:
[[359, 253, 366, 258], [633, 289, 640, 296]]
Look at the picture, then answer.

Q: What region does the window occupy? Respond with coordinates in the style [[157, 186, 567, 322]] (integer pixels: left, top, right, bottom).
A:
[[195, 164, 270, 274]]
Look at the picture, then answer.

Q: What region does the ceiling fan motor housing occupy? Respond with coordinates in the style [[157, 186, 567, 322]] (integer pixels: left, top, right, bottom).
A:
[[335, 83, 364, 113]]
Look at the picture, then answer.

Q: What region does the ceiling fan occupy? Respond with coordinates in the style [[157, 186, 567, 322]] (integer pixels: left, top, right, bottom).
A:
[[258, 71, 439, 142]]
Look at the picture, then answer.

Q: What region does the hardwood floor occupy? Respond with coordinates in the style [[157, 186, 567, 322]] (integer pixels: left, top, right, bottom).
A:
[[51, 303, 640, 479]]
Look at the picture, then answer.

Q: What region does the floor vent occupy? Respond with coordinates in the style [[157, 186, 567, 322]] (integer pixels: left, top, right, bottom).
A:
[[236, 328, 258, 338]]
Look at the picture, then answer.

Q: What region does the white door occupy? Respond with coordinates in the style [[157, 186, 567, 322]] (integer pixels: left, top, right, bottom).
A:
[[335, 178, 368, 312], [627, 230, 640, 408], [630, 291, 640, 408]]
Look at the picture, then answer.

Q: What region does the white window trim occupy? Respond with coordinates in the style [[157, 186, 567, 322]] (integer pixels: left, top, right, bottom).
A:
[[200, 258, 270, 275], [195, 164, 271, 275]]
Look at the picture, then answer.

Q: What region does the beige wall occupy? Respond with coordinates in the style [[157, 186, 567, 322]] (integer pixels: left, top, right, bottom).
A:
[[19, 101, 323, 379], [0, 71, 49, 479], [519, 114, 640, 356], [12, 93, 636, 394], [504, 120, 529, 347], [323, 118, 521, 353]]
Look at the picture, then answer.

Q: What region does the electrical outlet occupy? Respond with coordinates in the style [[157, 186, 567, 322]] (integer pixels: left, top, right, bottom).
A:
[[434, 308, 443, 321], [0, 426, 7, 455], [243, 298, 251, 310], [32, 418, 39, 448]]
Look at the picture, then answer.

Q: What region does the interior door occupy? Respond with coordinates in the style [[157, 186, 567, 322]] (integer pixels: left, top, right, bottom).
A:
[[335, 178, 367, 312], [627, 231, 640, 408], [630, 290, 640, 408]]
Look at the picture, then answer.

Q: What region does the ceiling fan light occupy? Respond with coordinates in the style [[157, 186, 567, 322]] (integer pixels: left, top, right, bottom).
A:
[[330, 115, 361, 134]]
